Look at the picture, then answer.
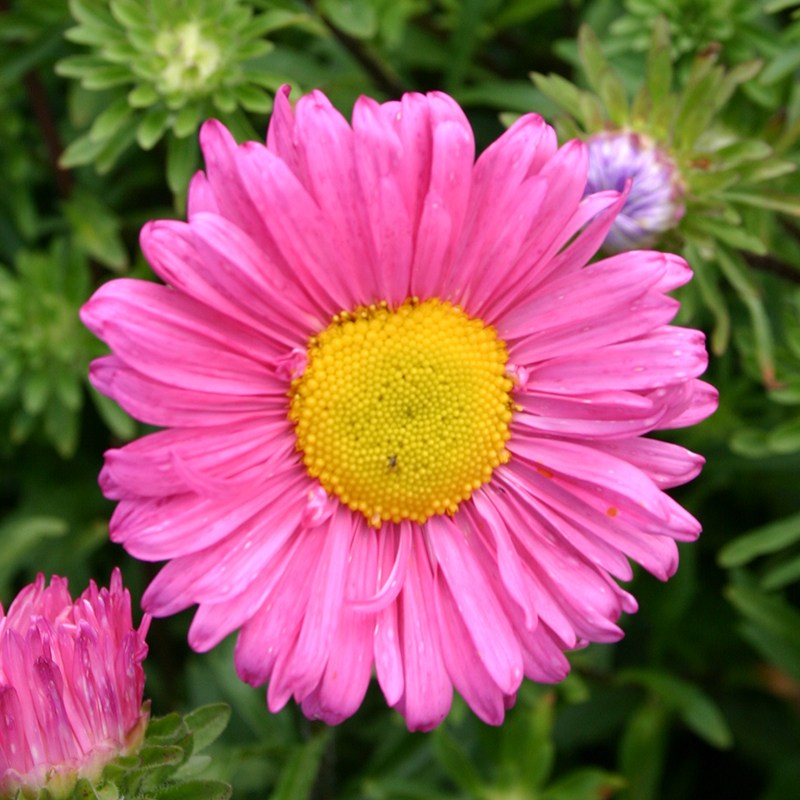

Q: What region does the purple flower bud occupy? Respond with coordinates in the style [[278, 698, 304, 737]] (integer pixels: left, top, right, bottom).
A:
[[585, 131, 685, 252]]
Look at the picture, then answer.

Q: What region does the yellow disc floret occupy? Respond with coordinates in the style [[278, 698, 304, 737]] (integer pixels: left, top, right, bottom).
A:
[[289, 298, 514, 527]]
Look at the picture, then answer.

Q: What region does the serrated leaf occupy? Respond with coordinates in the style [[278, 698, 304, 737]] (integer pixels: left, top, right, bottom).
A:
[[146, 713, 187, 742], [137, 744, 186, 769], [183, 704, 231, 753]]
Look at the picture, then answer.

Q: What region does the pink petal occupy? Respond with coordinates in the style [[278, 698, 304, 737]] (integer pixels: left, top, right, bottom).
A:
[[300, 523, 377, 724], [426, 516, 523, 695], [434, 579, 508, 725], [528, 326, 709, 394], [82, 279, 286, 396], [268, 507, 355, 707], [236, 530, 321, 688], [394, 528, 452, 731]]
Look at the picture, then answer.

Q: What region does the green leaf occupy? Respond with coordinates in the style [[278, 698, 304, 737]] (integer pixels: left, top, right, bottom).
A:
[[183, 704, 231, 753], [90, 385, 137, 440], [270, 728, 332, 800], [233, 83, 273, 114], [531, 73, 590, 126], [128, 83, 160, 108], [762, 553, 800, 591], [137, 106, 170, 150], [153, 780, 232, 800], [619, 670, 733, 749], [56, 54, 111, 79], [645, 17, 673, 130], [433, 727, 484, 796], [760, 47, 800, 84], [721, 190, 800, 217], [719, 511, 800, 568], [89, 95, 134, 143], [146, 713, 186, 743], [578, 25, 611, 97], [63, 191, 128, 271], [618, 703, 668, 800], [166, 132, 200, 197], [508, 688, 556, 789], [540, 768, 626, 800], [81, 64, 133, 90], [60, 132, 107, 168], [319, 0, 379, 40], [726, 581, 800, 682], [0, 516, 68, 595], [690, 217, 767, 255], [715, 247, 775, 384], [110, 0, 150, 30]]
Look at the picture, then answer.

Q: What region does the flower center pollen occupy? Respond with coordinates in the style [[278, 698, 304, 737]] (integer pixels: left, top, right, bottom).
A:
[[289, 298, 514, 527]]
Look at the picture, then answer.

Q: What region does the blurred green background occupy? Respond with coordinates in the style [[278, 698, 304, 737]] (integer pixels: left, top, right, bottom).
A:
[[1, 1, 800, 798]]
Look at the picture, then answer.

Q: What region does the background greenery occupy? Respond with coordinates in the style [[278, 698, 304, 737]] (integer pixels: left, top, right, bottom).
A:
[[2, 1, 799, 798]]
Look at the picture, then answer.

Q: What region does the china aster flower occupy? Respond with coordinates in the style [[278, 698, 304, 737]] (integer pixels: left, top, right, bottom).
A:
[[0, 570, 149, 798], [585, 130, 685, 252], [81, 86, 717, 730]]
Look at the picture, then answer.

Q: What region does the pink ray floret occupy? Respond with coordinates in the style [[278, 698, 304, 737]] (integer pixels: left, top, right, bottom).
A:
[[0, 570, 149, 798], [81, 86, 717, 731]]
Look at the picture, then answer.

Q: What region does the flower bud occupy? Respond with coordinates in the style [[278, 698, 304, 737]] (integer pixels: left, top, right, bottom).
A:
[[0, 570, 149, 799], [585, 131, 685, 252]]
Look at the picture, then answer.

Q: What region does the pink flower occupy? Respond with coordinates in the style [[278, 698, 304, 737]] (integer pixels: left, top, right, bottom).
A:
[[0, 570, 149, 798], [81, 87, 717, 731]]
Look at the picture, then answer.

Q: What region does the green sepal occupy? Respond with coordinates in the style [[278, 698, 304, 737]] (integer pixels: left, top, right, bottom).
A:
[[71, 705, 233, 800]]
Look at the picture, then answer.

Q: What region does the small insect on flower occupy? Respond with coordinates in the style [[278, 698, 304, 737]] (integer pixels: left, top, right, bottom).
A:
[[82, 86, 716, 730]]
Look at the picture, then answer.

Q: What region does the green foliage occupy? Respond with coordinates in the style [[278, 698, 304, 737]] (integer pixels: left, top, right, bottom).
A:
[[0, 240, 95, 456], [0, 2, 799, 800], [532, 18, 800, 384], [66, 704, 233, 800]]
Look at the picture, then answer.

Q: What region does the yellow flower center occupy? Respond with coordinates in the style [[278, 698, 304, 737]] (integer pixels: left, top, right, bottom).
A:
[[289, 298, 514, 527]]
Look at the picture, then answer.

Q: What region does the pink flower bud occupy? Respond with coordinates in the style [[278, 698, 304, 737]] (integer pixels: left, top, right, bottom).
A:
[[0, 570, 149, 798]]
